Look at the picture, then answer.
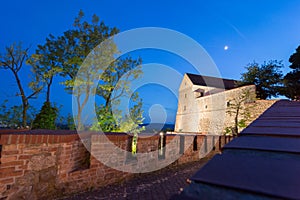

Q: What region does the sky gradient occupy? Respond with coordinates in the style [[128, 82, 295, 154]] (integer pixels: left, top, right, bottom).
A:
[[1, 0, 300, 124]]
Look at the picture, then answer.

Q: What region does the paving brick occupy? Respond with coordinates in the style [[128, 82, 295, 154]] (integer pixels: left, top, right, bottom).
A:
[[59, 156, 212, 200]]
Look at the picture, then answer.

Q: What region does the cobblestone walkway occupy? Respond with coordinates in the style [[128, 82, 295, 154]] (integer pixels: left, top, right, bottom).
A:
[[59, 156, 212, 200]]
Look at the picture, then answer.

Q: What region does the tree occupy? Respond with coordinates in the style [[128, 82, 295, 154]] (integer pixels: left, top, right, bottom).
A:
[[90, 94, 145, 156], [97, 57, 143, 109], [0, 100, 37, 128], [119, 99, 145, 134], [40, 10, 120, 130], [27, 35, 63, 103], [90, 94, 145, 134], [31, 102, 58, 129], [240, 60, 284, 99], [42, 10, 144, 131], [225, 88, 256, 135], [282, 46, 300, 100], [66, 113, 76, 130], [90, 105, 119, 132], [93, 56, 144, 133], [0, 43, 43, 127], [27, 37, 64, 130], [289, 46, 300, 69]]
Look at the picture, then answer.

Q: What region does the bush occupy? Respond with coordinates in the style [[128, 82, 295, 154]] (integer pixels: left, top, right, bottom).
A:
[[32, 102, 58, 129]]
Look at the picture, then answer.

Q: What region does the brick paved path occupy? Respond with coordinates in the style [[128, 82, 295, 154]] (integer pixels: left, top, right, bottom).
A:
[[59, 156, 211, 200]]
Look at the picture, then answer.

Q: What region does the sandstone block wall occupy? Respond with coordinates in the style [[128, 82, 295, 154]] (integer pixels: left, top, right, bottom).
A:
[[175, 84, 276, 134]]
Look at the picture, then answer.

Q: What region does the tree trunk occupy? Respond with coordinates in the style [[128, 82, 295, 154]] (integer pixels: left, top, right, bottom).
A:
[[13, 71, 27, 127], [22, 102, 29, 128], [77, 95, 82, 130], [105, 93, 112, 109], [46, 76, 53, 103], [234, 107, 239, 135]]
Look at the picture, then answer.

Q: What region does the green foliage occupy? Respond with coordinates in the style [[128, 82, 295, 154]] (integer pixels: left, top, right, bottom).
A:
[[282, 46, 300, 100], [1, 11, 144, 132], [27, 35, 63, 102], [119, 98, 145, 134], [32, 102, 58, 130], [240, 60, 284, 99], [51, 10, 144, 132], [66, 113, 76, 130], [97, 57, 143, 102], [0, 100, 37, 128], [289, 46, 300, 70], [90, 105, 119, 132], [54, 113, 76, 130], [57, 10, 119, 90], [38, 10, 120, 130], [0, 43, 43, 127], [238, 119, 247, 129], [91, 54, 144, 133], [0, 100, 22, 128], [90, 99, 145, 134]]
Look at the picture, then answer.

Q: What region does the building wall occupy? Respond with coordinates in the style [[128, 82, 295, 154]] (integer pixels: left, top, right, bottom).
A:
[[175, 74, 226, 133], [175, 83, 276, 134], [0, 131, 231, 200]]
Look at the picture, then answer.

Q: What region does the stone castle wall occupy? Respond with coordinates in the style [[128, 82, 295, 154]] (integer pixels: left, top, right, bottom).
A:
[[175, 84, 276, 134], [0, 130, 230, 200]]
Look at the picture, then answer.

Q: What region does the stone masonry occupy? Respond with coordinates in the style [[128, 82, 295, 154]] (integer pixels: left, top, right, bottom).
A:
[[175, 73, 276, 134]]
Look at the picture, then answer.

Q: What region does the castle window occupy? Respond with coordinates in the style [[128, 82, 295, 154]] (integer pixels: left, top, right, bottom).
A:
[[183, 106, 186, 111], [194, 88, 205, 98], [227, 101, 230, 107], [184, 93, 187, 98]]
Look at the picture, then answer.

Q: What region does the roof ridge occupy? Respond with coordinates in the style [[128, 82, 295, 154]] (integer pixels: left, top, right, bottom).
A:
[[185, 73, 239, 89], [185, 72, 238, 82]]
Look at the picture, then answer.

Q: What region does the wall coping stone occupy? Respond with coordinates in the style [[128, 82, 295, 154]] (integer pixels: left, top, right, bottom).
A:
[[0, 130, 205, 145]]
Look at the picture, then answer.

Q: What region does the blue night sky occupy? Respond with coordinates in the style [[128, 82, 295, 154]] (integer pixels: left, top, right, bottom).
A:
[[1, 0, 300, 124]]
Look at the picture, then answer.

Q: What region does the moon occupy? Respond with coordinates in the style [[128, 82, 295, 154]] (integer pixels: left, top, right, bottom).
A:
[[224, 45, 229, 50]]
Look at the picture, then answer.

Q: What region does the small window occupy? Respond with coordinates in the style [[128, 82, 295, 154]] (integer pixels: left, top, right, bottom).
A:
[[184, 106, 186, 111], [227, 101, 230, 107], [184, 93, 187, 98], [205, 105, 207, 109], [194, 89, 205, 98]]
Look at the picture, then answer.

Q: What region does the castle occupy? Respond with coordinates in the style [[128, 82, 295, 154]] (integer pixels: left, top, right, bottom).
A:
[[174, 73, 275, 134]]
